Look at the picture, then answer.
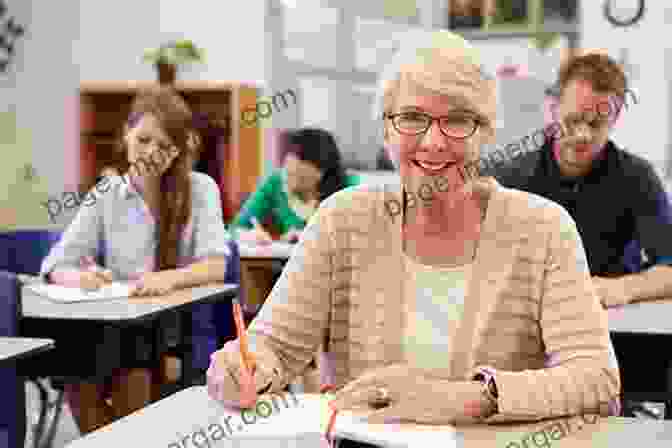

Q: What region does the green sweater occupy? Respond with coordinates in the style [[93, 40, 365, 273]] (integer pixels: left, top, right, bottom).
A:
[[231, 170, 360, 235]]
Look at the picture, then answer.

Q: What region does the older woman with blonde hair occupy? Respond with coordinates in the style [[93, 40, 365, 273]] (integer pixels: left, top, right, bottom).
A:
[[207, 30, 620, 425]]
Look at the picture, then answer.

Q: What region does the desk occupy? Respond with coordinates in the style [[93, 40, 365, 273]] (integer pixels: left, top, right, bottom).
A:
[[66, 386, 672, 448], [22, 283, 238, 322], [0, 337, 54, 366], [0, 337, 54, 448], [20, 283, 238, 442], [608, 299, 672, 334], [20, 283, 238, 384], [608, 299, 672, 417], [239, 242, 293, 312]]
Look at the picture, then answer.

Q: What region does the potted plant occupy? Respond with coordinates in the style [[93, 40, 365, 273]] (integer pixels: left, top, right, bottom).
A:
[[142, 40, 205, 84]]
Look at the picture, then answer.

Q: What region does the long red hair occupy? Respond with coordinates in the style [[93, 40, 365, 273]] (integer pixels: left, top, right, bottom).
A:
[[114, 86, 200, 270]]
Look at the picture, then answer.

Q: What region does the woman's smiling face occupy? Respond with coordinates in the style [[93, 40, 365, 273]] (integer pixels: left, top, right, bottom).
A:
[[384, 81, 484, 196]]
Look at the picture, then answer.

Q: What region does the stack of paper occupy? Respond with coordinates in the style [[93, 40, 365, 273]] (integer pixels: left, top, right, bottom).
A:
[[215, 393, 459, 448], [27, 282, 134, 303]]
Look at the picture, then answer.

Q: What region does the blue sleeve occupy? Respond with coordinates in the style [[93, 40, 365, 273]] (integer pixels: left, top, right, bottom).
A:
[[633, 164, 672, 266]]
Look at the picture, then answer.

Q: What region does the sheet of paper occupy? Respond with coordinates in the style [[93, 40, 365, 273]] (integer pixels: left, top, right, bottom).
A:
[[238, 241, 296, 258], [215, 393, 458, 447], [27, 282, 134, 303]]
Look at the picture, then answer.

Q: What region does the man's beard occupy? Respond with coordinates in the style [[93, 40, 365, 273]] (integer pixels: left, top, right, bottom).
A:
[[561, 145, 594, 171]]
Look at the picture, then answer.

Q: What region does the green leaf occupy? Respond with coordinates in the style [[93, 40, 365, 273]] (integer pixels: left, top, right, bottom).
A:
[[142, 40, 205, 65]]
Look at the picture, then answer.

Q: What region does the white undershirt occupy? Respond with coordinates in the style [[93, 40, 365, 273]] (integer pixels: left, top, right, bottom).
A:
[[402, 255, 472, 370]]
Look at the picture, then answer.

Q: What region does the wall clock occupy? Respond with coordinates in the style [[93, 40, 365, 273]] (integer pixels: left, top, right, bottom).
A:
[[603, 0, 645, 27]]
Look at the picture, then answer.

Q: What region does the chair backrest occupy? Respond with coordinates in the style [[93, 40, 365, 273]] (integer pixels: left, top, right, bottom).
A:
[[0, 270, 27, 448], [0, 230, 62, 275], [191, 238, 242, 371], [213, 238, 241, 337], [0, 270, 20, 337], [223, 238, 241, 294]]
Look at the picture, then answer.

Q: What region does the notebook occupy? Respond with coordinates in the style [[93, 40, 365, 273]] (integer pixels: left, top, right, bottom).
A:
[[215, 393, 459, 448], [27, 282, 134, 303]]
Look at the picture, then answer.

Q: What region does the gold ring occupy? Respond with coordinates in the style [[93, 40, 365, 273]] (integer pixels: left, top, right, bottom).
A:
[[370, 387, 390, 407]]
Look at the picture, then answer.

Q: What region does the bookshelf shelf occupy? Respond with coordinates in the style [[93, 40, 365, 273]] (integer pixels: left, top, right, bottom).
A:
[[78, 81, 262, 220]]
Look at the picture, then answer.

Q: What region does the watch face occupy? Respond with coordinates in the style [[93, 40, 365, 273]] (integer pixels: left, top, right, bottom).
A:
[[604, 0, 645, 27]]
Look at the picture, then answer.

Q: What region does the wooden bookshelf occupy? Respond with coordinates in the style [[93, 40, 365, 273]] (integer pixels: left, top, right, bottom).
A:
[[79, 81, 262, 221]]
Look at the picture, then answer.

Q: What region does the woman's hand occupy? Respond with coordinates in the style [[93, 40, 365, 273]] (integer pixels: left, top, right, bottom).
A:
[[78, 256, 114, 291], [132, 270, 181, 297], [78, 270, 114, 291], [207, 340, 274, 409], [330, 364, 490, 424], [238, 228, 273, 245], [592, 276, 629, 308]]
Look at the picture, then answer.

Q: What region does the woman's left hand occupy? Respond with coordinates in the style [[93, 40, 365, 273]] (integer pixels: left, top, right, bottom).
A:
[[329, 364, 488, 424], [132, 270, 181, 297], [592, 276, 629, 308]]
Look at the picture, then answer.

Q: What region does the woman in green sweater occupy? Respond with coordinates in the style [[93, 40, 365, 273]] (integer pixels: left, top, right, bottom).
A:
[[232, 128, 359, 244]]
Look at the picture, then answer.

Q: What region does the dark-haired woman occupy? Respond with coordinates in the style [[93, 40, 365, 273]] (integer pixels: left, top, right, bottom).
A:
[[231, 128, 360, 244]]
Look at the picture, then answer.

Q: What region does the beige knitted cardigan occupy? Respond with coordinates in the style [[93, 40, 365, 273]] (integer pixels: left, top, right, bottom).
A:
[[245, 178, 620, 423]]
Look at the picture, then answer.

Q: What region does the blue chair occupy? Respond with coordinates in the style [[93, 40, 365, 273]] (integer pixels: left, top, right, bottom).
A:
[[0, 270, 27, 448], [0, 230, 63, 448], [190, 238, 241, 374], [0, 230, 63, 276]]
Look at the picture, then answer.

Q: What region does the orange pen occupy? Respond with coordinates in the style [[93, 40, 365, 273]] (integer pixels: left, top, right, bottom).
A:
[[325, 408, 338, 446], [321, 384, 338, 446], [232, 298, 256, 373]]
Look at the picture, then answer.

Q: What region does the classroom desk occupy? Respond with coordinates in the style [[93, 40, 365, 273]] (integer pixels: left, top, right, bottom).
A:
[[20, 283, 239, 386], [238, 242, 293, 312], [22, 283, 238, 322], [608, 299, 672, 416], [66, 385, 672, 448], [0, 337, 54, 366], [608, 298, 672, 334], [1, 337, 54, 448]]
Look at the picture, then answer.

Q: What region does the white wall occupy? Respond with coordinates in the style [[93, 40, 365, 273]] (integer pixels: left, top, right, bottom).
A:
[[76, 0, 267, 83], [158, 0, 267, 85], [2, 0, 267, 227], [580, 1, 672, 179], [0, 0, 79, 228]]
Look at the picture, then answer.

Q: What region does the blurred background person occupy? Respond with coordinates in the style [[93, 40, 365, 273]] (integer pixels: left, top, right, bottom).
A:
[[231, 127, 360, 244]]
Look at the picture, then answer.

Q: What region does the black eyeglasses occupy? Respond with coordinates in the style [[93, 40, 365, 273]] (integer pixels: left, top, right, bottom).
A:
[[384, 111, 481, 139]]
